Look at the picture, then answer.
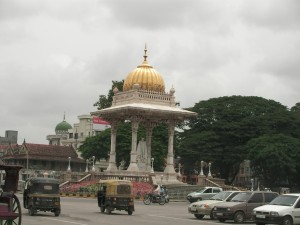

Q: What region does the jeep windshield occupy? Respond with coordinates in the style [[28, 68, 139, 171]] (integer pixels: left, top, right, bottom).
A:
[[210, 192, 231, 201], [269, 195, 298, 206], [231, 192, 251, 202]]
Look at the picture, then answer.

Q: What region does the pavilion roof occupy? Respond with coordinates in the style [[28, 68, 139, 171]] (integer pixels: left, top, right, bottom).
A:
[[91, 103, 197, 121]]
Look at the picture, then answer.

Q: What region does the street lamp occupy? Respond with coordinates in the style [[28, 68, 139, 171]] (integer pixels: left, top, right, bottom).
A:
[[92, 156, 96, 172], [85, 159, 89, 172], [178, 163, 181, 177], [26, 149, 29, 179], [251, 178, 254, 191], [208, 162, 212, 177], [67, 157, 71, 172], [200, 161, 204, 176], [151, 158, 154, 173]]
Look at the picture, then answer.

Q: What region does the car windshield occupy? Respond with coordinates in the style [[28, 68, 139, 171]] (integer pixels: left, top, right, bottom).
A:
[[231, 192, 252, 202], [195, 187, 207, 193], [210, 192, 231, 201], [269, 195, 298, 206]]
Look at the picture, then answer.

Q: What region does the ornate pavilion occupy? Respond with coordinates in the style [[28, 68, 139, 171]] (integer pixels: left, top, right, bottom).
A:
[[91, 47, 197, 184]]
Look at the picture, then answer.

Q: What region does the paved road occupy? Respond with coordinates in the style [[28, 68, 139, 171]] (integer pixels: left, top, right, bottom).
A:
[[16, 194, 251, 225]]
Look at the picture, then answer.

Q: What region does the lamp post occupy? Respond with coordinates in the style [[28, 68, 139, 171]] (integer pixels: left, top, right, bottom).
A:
[[67, 157, 71, 172], [178, 163, 181, 176], [85, 159, 89, 172], [26, 149, 29, 179], [92, 156, 96, 172], [208, 162, 212, 177], [200, 161, 204, 176], [151, 158, 154, 173], [160, 174, 163, 185], [251, 178, 254, 191]]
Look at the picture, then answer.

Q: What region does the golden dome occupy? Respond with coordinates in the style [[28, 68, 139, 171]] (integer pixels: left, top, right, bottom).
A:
[[123, 47, 165, 92]]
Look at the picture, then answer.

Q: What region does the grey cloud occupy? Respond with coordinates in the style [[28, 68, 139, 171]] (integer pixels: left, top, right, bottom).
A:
[[240, 0, 300, 31], [101, 0, 223, 30]]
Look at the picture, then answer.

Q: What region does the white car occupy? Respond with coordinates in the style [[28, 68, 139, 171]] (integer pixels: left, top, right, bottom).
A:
[[186, 187, 223, 203], [252, 193, 300, 225], [188, 191, 240, 219]]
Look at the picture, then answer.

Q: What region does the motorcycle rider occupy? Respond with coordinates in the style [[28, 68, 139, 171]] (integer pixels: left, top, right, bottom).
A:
[[153, 184, 162, 199]]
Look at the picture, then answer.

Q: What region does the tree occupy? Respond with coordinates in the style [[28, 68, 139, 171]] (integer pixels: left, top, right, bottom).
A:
[[79, 129, 111, 161], [93, 80, 124, 110], [247, 134, 300, 189], [178, 96, 290, 183], [291, 102, 300, 112]]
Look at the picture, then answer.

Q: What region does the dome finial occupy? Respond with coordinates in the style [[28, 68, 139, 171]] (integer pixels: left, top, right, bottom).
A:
[[63, 112, 66, 121], [143, 43, 147, 62]]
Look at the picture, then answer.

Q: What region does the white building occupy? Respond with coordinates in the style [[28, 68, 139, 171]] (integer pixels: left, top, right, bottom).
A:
[[47, 114, 110, 159]]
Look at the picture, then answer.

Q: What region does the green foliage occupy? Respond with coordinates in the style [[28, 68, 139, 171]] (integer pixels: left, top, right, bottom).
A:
[[79, 129, 111, 161], [93, 80, 124, 110], [178, 96, 294, 183], [247, 134, 300, 189]]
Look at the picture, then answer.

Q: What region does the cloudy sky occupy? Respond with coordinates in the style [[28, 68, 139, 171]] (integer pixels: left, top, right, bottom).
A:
[[1, 0, 299, 144]]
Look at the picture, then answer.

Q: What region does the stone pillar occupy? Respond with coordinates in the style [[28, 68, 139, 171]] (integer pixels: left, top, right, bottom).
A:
[[164, 120, 176, 174], [145, 122, 156, 172], [127, 118, 140, 171], [106, 121, 118, 171]]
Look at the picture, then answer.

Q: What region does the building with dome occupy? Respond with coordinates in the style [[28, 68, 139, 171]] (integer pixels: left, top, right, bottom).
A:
[[47, 114, 72, 146], [91, 47, 197, 184]]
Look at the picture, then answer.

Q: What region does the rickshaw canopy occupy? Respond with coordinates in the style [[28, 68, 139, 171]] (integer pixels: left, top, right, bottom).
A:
[[98, 179, 133, 196]]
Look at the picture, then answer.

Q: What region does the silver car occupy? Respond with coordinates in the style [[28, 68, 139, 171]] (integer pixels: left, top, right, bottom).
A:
[[186, 187, 223, 203], [188, 191, 241, 219]]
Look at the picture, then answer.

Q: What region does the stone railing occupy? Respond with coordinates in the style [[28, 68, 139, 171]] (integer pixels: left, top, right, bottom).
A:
[[113, 89, 176, 107]]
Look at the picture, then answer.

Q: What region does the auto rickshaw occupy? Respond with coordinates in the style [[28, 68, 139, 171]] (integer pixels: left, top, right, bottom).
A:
[[0, 164, 23, 225], [97, 179, 134, 215], [23, 177, 61, 216]]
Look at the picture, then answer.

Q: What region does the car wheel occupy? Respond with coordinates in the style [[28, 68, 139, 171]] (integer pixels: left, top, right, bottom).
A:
[[210, 210, 217, 219], [234, 211, 245, 223], [281, 216, 293, 225], [194, 214, 204, 219], [197, 197, 202, 201], [219, 219, 226, 222], [256, 223, 266, 225]]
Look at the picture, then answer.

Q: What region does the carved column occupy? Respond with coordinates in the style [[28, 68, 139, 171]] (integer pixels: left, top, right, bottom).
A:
[[164, 120, 176, 174], [127, 117, 140, 171], [145, 121, 156, 172], [106, 120, 118, 171]]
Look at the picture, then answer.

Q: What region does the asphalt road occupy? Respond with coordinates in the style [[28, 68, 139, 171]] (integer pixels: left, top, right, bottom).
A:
[[16, 194, 249, 225]]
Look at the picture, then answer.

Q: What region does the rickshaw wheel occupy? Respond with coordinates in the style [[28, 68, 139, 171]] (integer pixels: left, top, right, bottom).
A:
[[105, 207, 112, 214], [1, 194, 22, 225], [100, 206, 105, 213], [127, 208, 133, 215], [28, 207, 35, 216], [54, 208, 60, 217]]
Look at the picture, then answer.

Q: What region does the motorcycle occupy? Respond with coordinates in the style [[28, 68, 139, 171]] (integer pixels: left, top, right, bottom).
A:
[[143, 193, 166, 205]]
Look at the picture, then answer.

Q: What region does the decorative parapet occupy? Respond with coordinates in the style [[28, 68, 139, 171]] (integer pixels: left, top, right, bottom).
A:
[[113, 89, 176, 107]]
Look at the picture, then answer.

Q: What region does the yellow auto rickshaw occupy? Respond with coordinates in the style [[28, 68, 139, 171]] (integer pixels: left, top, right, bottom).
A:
[[23, 177, 61, 216], [97, 179, 134, 215]]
